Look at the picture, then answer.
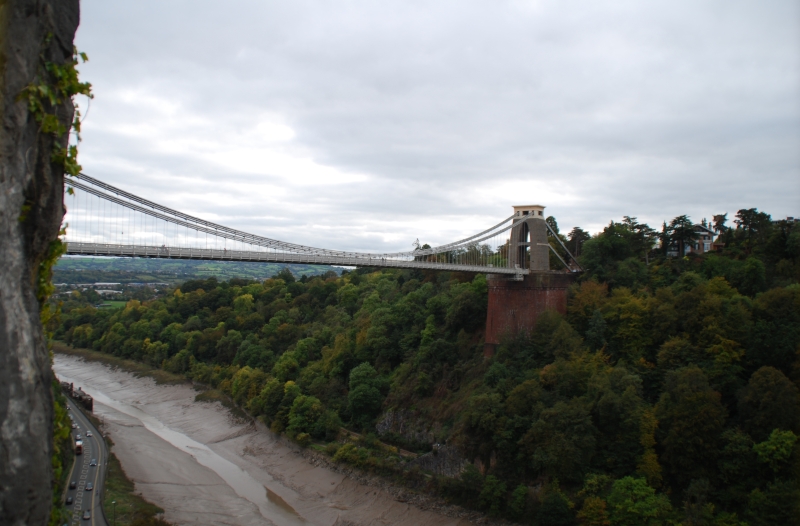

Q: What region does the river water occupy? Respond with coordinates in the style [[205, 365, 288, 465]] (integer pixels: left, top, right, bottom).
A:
[[54, 354, 471, 526]]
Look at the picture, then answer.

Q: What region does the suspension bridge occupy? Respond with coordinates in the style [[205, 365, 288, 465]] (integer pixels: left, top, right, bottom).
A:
[[62, 173, 581, 278]]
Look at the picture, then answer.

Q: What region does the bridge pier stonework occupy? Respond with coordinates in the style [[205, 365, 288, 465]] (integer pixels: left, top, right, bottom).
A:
[[483, 204, 575, 357], [484, 271, 574, 357]]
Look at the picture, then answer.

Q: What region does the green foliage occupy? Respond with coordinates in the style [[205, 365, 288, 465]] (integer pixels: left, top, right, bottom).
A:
[[479, 475, 507, 515], [347, 362, 385, 429], [523, 399, 597, 483], [51, 209, 800, 524], [48, 383, 73, 526], [29, 37, 92, 521], [536, 484, 575, 526], [585, 309, 607, 351], [746, 479, 800, 526], [577, 496, 611, 526], [752, 429, 797, 473], [738, 366, 800, 441], [508, 484, 529, 521], [18, 37, 92, 177], [291, 388, 338, 438], [606, 477, 672, 526], [459, 463, 484, 500], [656, 367, 727, 487]]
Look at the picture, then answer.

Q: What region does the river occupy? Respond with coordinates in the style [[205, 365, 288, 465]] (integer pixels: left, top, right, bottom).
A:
[[54, 354, 472, 526]]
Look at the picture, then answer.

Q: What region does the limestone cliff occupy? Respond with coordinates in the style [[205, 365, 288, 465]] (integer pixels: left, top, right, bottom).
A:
[[0, 1, 79, 523]]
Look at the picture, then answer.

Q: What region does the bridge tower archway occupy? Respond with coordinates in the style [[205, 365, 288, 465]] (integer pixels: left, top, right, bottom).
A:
[[485, 204, 574, 357]]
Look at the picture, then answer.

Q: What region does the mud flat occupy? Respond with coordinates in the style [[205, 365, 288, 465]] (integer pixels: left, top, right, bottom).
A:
[[54, 354, 474, 526]]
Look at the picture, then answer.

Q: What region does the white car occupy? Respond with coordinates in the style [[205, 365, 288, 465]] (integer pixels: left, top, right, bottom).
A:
[[86, 431, 93, 437]]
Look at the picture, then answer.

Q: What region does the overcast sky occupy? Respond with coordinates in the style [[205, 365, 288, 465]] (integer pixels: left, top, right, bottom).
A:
[[73, 0, 800, 252]]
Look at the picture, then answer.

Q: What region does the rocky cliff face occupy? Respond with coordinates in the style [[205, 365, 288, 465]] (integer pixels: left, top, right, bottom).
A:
[[0, 1, 79, 524], [407, 444, 469, 478], [375, 409, 446, 446], [376, 410, 469, 478]]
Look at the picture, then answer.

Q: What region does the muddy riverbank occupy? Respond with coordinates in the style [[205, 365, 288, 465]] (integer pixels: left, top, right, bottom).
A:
[[53, 354, 481, 526]]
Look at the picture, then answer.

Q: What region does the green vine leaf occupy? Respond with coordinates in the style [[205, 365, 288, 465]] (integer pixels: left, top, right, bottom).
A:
[[17, 42, 93, 178]]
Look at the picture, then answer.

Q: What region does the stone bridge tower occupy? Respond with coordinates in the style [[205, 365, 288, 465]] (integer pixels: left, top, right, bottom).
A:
[[484, 204, 575, 356]]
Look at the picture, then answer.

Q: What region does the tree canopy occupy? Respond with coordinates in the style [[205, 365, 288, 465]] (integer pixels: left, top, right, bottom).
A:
[[52, 206, 800, 525]]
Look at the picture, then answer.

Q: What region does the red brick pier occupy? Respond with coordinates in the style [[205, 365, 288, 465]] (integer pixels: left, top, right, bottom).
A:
[[484, 271, 574, 357]]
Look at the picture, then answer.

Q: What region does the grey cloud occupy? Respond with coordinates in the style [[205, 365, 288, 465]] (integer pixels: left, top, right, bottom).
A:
[[73, 0, 800, 251]]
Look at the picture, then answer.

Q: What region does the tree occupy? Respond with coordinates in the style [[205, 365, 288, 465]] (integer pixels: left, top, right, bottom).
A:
[[287, 395, 324, 438], [738, 257, 766, 296], [588, 366, 646, 476], [748, 287, 800, 374], [215, 329, 243, 363], [734, 208, 772, 248], [669, 215, 698, 256], [738, 366, 800, 442], [753, 429, 797, 474], [460, 392, 504, 460], [233, 293, 254, 314], [656, 336, 704, 371], [523, 399, 597, 483], [1, 1, 83, 522], [508, 484, 529, 521], [536, 485, 575, 526], [606, 477, 672, 526], [577, 497, 611, 526], [547, 215, 561, 236], [621, 216, 658, 263], [656, 366, 727, 487], [347, 362, 384, 428], [713, 213, 728, 234], [459, 464, 484, 501], [547, 216, 572, 269], [585, 310, 607, 351], [682, 479, 715, 526], [569, 227, 591, 257], [659, 221, 672, 257], [233, 340, 274, 370], [746, 480, 800, 526], [636, 409, 663, 488], [274, 267, 296, 283], [580, 222, 638, 282], [478, 475, 507, 516]]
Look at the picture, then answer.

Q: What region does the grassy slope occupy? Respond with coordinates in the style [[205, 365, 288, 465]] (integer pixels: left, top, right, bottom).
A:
[[102, 439, 169, 526]]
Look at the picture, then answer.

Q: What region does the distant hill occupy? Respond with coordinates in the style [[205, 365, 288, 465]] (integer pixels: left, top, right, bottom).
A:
[[53, 256, 342, 285]]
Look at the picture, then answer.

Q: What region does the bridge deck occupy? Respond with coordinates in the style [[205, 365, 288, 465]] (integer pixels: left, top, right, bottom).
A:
[[65, 243, 528, 276]]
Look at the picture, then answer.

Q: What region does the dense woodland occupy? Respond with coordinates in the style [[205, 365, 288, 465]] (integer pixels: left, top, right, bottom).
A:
[[53, 209, 800, 526]]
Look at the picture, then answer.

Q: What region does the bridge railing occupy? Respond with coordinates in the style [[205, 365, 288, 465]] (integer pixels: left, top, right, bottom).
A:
[[62, 174, 555, 276]]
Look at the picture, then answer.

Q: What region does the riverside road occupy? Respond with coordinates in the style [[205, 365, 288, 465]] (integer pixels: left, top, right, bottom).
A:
[[64, 398, 109, 526]]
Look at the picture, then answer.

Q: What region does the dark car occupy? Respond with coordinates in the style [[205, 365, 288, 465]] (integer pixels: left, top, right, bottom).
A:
[[85, 482, 93, 491], [65, 496, 73, 505], [89, 459, 97, 466], [82, 509, 91, 520], [69, 481, 77, 489]]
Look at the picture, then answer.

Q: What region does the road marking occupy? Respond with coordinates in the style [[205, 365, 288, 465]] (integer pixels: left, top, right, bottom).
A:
[[69, 399, 106, 525], [91, 424, 103, 526]]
